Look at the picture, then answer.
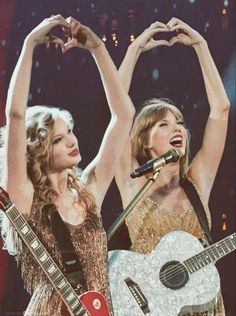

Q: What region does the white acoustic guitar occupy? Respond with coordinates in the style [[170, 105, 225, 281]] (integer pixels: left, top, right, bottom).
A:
[[0, 187, 111, 316], [109, 230, 235, 315]]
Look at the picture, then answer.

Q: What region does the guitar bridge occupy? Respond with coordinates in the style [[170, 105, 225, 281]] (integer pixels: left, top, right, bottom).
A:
[[124, 277, 150, 314]]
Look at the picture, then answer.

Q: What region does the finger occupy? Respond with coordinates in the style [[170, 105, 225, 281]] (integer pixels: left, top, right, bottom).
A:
[[149, 27, 174, 37], [49, 14, 69, 28], [63, 38, 78, 52], [169, 37, 179, 46], [151, 39, 170, 47], [149, 21, 168, 29], [48, 19, 70, 30], [171, 24, 188, 34], [45, 34, 65, 51], [66, 16, 79, 26], [167, 17, 184, 29], [71, 23, 81, 38]]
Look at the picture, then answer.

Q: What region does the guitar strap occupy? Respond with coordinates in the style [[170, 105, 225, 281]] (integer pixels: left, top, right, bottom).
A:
[[181, 178, 213, 245], [51, 210, 86, 291]]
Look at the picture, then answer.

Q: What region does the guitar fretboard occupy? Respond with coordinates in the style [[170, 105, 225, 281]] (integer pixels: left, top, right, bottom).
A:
[[184, 233, 236, 273], [7, 204, 86, 316]]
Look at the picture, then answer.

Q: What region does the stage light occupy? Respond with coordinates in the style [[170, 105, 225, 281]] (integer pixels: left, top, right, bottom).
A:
[[101, 35, 107, 42], [222, 8, 227, 15], [130, 34, 135, 42], [152, 68, 159, 80], [224, 0, 229, 7], [221, 213, 227, 231]]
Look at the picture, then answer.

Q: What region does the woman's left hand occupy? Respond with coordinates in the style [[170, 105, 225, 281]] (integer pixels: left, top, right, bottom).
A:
[[64, 17, 103, 52], [167, 17, 205, 47]]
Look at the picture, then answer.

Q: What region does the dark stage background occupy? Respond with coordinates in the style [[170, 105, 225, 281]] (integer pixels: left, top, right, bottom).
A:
[[0, 0, 235, 315]]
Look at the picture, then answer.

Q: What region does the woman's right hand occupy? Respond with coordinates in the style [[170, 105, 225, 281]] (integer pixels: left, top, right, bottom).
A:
[[131, 21, 170, 53], [26, 14, 69, 51]]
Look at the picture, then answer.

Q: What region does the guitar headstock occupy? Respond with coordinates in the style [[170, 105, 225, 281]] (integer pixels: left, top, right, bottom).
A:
[[0, 186, 12, 212]]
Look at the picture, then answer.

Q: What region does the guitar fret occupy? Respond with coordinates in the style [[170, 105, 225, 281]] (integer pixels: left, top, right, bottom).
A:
[[66, 292, 77, 303], [7, 207, 19, 220], [61, 285, 72, 299], [226, 238, 235, 251], [73, 303, 86, 315], [185, 258, 196, 273], [206, 247, 217, 262], [221, 241, 230, 253], [212, 244, 224, 258], [43, 258, 54, 271], [185, 233, 236, 275], [58, 278, 68, 288], [50, 269, 61, 282], [35, 246, 45, 258]]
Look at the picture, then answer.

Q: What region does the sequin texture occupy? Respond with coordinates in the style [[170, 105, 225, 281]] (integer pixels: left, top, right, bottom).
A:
[[20, 207, 113, 315]]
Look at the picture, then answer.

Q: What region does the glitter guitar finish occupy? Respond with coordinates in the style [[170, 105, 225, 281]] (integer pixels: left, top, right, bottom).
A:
[[109, 230, 236, 316], [0, 187, 111, 316]]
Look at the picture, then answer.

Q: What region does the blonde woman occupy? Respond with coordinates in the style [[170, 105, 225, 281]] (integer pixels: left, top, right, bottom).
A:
[[115, 18, 230, 315], [1, 15, 134, 315]]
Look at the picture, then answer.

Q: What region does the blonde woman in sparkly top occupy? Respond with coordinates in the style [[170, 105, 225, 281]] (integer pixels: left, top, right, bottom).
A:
[[115, 18, 230, 315], [1, 15, 134, 315]]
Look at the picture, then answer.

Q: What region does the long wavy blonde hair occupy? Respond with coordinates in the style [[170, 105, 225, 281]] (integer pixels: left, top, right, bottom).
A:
[[131, 98, 190, 178], [25, 105, 96, 222]]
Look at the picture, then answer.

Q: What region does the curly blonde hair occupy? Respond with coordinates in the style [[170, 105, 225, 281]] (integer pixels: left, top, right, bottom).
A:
[[131, 98, 190, 178], [25, 105, 96, 222]]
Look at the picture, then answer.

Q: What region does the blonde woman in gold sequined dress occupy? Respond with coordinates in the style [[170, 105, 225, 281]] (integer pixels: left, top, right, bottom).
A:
[[115, 18, 230, 315], [1, 15, 134, 315]]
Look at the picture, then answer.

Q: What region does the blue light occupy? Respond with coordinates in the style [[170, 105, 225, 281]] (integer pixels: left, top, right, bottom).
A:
[[224, 0, 229, 7], [152, 69, 159, 80]]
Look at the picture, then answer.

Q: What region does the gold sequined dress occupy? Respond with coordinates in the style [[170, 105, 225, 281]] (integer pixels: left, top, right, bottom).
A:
[[125, 189, 225, 316], [20, 205, 113, 315]]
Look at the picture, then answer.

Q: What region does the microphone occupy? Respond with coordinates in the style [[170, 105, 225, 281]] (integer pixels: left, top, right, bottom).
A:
[[130, 149, 181, 178]]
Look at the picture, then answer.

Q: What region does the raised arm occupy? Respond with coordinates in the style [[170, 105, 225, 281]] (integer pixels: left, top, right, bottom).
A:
[[167, 18, 230, 201], [63, 18, 135, 208], [5, 15, 68, 216], [115, 22, 170, 205]]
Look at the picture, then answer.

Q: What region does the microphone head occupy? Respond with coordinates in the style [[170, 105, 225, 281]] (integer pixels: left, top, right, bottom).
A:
[[167, 148, 182, 163]]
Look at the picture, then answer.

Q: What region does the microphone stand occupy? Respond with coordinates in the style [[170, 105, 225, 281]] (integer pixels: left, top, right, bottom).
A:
[[107, 170, 160, 241]]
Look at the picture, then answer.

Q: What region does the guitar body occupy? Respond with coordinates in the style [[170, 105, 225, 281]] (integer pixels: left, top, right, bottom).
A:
[[61, 291, 110, 316], [108, 231, 220, 316]]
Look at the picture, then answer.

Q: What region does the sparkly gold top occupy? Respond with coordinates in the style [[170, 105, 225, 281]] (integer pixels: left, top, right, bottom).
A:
[[20, 206, 112, 316], [126, 196, 211, 254], [125, 186, 225, 316]]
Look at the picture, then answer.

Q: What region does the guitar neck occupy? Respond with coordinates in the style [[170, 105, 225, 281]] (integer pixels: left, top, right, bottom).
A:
[[6, 204, 86, 316], [184, 233, 236, 274]]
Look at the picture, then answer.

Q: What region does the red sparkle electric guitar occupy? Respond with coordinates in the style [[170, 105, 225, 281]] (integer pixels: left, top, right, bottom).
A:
[[0, 186, 110, 316]]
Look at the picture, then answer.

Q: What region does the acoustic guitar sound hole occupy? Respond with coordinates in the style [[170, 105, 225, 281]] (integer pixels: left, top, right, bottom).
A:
[[159, 260, 189, 290]]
